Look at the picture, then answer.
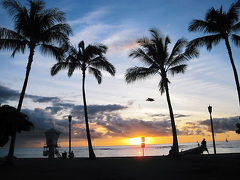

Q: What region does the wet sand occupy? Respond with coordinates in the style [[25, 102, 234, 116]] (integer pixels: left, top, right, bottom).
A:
[[0, 153, 239, 180]]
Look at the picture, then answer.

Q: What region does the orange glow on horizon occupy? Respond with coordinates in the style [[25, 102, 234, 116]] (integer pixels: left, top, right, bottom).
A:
[[18, 131, 240, 148], [56, 132, 240, 147]]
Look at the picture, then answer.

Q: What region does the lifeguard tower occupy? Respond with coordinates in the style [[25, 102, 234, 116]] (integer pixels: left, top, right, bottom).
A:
[[43, 128, 61, 158]]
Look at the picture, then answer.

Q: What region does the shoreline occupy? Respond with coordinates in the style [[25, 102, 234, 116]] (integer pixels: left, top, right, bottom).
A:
[[1, 153, 239, 179]]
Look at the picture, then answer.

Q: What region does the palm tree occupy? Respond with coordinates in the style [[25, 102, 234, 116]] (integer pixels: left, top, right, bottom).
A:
[[125, 28, 198, 156], [0, 105, 33, 147], [236, 121, 240, 134], [51, 41, 116, 159], [188, 0, 240, 107], [0, 0, 71, 159]]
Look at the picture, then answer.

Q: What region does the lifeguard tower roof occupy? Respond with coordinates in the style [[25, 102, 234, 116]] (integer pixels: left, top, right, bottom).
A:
[[44, 128, 61, 147]]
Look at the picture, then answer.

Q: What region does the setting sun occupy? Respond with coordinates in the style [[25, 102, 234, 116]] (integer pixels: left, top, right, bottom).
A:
[[128, 137, 151, 145]]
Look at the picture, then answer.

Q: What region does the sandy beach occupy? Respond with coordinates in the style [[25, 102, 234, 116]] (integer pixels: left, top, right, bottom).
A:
[[0, 153, 239, 180]]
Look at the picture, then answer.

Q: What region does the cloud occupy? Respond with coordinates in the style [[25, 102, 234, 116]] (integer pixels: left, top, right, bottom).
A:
[[11, 105, 173, 147], [71, 104, 126, 115], [22, 108, 56, 130], [12, 107, 104, 147], [92, 113, 172, 137], [0, 83, 62, 104], [200, 116, 240, 133], [0, 84, 20, 103], [178, 121, 208, 136], [45, 106, 63, 114], [68, 7, 140, 53], [70, 24, 113, 45], [178, 116, 240, 135], [102, 29, 139, 54], [31, 96, 60, 103], [175, 114, 190, 118], [148, 113, 190, 119], [3, 82, 238, 147], [68, 7, 109, 26]]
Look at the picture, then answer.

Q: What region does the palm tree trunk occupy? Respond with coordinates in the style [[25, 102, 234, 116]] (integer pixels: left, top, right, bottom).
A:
[[165, 81, 179, 156], [224, 37, 240, 107], [82, 70, 96, 159], [7, 47, 35, 160]]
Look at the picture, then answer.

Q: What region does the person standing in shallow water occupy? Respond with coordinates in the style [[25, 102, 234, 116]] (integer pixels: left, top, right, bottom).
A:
[[201, 138, 209, 154]]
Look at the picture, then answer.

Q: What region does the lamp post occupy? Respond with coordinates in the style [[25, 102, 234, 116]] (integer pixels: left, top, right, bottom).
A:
[[141, 137, 145, 156], [68, 115, 72, 154], [208, 105, 216, 154]]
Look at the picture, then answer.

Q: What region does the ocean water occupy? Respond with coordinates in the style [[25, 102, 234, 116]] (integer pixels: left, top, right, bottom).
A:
[[0, 141, 240, 158]]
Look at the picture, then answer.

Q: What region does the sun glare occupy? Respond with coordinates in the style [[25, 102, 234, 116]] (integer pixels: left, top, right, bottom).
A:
[[128, 137, 151, 145]]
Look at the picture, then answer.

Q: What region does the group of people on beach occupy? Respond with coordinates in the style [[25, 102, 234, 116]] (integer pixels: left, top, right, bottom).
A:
[[169, 138, 209, 156]]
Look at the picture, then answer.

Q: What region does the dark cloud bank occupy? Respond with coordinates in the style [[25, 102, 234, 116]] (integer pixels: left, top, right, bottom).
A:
[[1, 83, 238, 147]]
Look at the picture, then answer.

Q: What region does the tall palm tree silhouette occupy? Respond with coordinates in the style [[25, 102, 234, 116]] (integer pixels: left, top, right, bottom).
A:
[[0, 0, 71, 160], [51, 41, 116, 159], [188, 1, 240, 107], [125, 28, 198, 156]]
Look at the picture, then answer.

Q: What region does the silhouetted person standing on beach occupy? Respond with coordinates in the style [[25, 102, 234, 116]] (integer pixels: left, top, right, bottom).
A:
[[201, 138, 209, 154]]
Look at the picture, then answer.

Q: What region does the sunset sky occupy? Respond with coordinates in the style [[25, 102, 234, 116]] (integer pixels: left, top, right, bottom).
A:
[[0, 0, 240, 148]]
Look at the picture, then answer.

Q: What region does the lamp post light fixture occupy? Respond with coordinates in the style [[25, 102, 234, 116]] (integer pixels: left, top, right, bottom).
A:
[[208, 105, 216, 154], [68, 115, 72, 154], [141, 137, 145, 156]]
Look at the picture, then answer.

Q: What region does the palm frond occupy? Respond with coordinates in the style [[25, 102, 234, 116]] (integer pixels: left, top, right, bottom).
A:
[[125, 66, 158, 83], [39, 44, 64, 60], [67, 63, 77, 77], [137, 37, 151, 46], [231, 34, 240, 46], [10, 40, 26, 57], [188, 34, 222, 51], [142, 42, 162, 65], [41, 7, 65, 25], [50, 61, 69, 76], [84, 44, 107, 59], [13, 7, 29, 36], [0, 26, 27, 55], [129, 48, 158, 67], [184, 43, 199, 59], [78, 41, 85, 50], [158, 78, 170, 95], [166, 39, 198, 70], [29, 0, 45, 18], [0, 27, 25, 40], [0, 39, 27, 53], [205, 7, 219, 22], [231, 22, 240, 32], [67, 46, 79, 59], [149, 28, 162, 41], [89, 56, 115, 76], [88, 67, 102, 84], [167, 38, 187, 64], [164, 36, 171, 55], [41, 23, 72, 45], [168, 64, 187, 76], [157, 36, 170, 64], [2, 0, 23, 17], [227, 0, 240, 25], [188, 19, 215, 33]]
